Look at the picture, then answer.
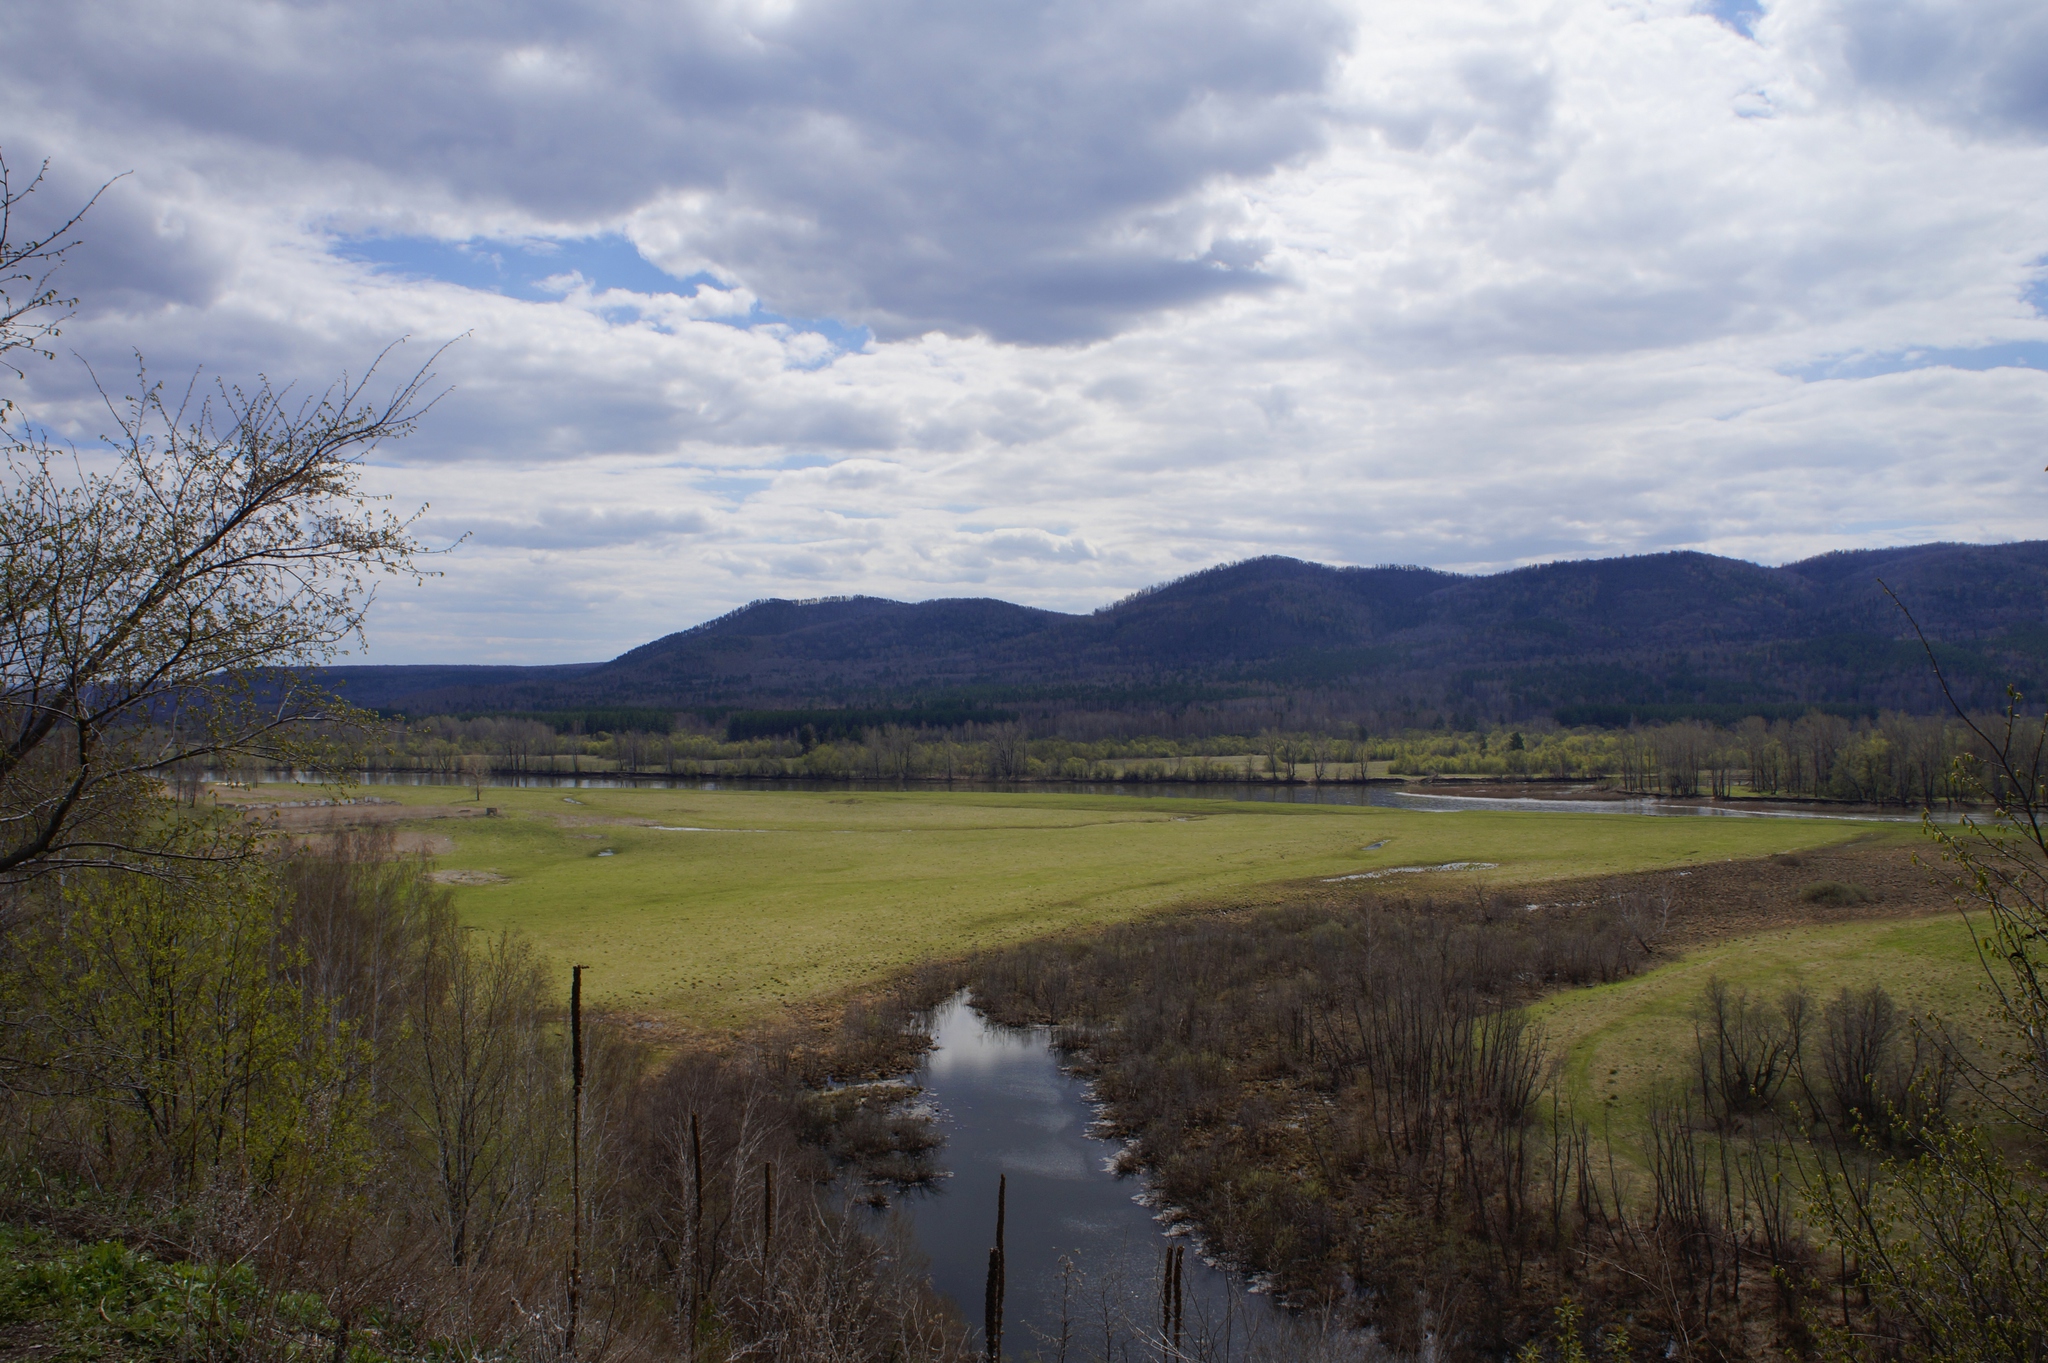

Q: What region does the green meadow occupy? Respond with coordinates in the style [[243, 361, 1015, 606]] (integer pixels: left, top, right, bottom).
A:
[[277, 784, 1910, 1027], [1534, 910, 1987, 1151]]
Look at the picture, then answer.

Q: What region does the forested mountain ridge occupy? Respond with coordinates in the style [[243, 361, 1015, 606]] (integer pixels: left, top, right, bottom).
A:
[[322, 541, 2048, 724]]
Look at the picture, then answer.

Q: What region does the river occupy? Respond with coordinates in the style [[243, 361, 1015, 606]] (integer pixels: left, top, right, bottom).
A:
[[251, 769, 1938, 822], [865, 993, 1329, 1361]]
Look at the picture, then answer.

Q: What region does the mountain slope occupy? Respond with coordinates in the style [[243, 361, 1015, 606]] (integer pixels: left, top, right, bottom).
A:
[[328, 542, 2048, 722]]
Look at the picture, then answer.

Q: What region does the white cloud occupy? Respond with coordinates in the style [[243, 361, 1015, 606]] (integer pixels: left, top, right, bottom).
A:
[[6, 0, 1342, 342], [1, 0, 2044, 664]]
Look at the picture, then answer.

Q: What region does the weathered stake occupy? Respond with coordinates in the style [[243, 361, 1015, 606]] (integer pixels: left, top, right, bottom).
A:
[[1172, 1244, 1184, 1356], [567, 964, 585, 1361], [1160, 1246, 1170, 1349], [1159, 1244, 1184, 1361], [984, 1174, 1007, 1361]]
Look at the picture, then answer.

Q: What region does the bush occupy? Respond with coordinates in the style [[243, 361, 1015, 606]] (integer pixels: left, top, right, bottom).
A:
[[0, 1226, 327, 1362], [1798, 881, 1874, 906], [1816, 984, 1952, 1143], [1693, 978, 1804, 1124], [3, 839, 363, 1196]]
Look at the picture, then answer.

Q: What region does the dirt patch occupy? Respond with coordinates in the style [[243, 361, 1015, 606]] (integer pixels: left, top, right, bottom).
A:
[[217, 796, 487, 834], [1120, 835, 1959, 964], [430, 868, 509, 886], [1319, 835, 1956, 953], [1545, 836, 1956, 950], [366, 830, 448, 856], [268, 828, 456, 858]]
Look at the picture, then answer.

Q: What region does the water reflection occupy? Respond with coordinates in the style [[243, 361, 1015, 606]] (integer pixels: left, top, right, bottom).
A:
[[1383, 788, 1939, 823], [876, 994, 1295, 1360]]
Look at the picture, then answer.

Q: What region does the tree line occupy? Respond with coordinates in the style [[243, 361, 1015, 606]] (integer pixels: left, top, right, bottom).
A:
[[338, 709, 2002, 807], [1384, 710, 1987, 805]]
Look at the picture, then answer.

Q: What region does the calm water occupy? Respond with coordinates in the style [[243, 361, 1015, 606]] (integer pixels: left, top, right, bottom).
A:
[[870, 994, 1293, 1361], [251, 768, 1935, 822]]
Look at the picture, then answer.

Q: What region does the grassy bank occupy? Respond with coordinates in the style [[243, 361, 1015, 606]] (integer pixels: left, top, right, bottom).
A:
[[236, 784, 1904, 1026], [1535, 909, 1985, 1152]]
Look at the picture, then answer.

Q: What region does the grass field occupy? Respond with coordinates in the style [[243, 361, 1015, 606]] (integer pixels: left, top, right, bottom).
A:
[[255, 784, 1911, 1027], [1534, 910, 1988, 1150]]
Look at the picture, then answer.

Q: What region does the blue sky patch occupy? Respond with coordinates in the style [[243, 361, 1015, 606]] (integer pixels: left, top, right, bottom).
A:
[[333, 232, 871, 358], [1788, 340, 2048, 382], [334, 232, 711, 300], [1701, 0, 1762, 38], [696, 474, 776, 501]]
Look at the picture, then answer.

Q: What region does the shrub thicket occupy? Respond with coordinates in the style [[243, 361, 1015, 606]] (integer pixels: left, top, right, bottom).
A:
[[0, 821, 964, 1362]]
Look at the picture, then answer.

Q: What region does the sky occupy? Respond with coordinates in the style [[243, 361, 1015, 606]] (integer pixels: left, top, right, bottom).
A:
[[4, 0, 2046, 665]]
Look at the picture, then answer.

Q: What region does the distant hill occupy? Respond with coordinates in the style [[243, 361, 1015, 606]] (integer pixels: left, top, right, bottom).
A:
[[320, 542, 2048, 727], [311, 662, 602, 712]]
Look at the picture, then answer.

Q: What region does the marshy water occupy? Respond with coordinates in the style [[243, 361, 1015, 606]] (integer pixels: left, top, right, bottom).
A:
[[865, 993, 1293, 1359]]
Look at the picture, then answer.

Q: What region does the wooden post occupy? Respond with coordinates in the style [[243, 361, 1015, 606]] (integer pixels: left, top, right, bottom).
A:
[[1159, 1244, 1185, 1361], [985, 1249, 1002, 1362], [567, 965, 585, 1361], [762, 1160, 775, 1262], [984, 1174, 1006, 1361], [1171, 1245, 1183, 1357], [1160, 1246, 1171, 1356]]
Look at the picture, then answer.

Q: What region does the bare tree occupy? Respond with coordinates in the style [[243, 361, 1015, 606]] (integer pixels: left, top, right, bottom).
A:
[[0, 149, 115, 391], [0, 349, 447, 880], [404, 905, 559, 1269], [461, 751, 491, 802], [1885, 582, 2048, 1127]]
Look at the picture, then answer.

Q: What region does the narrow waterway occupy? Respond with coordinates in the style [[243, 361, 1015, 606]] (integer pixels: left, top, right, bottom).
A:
[[870, 994, 1295, 1361], [250, 768, 1938, 822]]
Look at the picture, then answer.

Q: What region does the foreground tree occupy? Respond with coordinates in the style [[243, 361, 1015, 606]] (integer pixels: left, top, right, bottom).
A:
[[0, 358, 444, 882], [0, 149, 108, 391], [2, 828, 362, 1192], [0, 149, 449, 883]]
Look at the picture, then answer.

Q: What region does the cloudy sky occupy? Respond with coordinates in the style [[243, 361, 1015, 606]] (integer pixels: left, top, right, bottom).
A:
[[5, 0, 2046, 663]]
